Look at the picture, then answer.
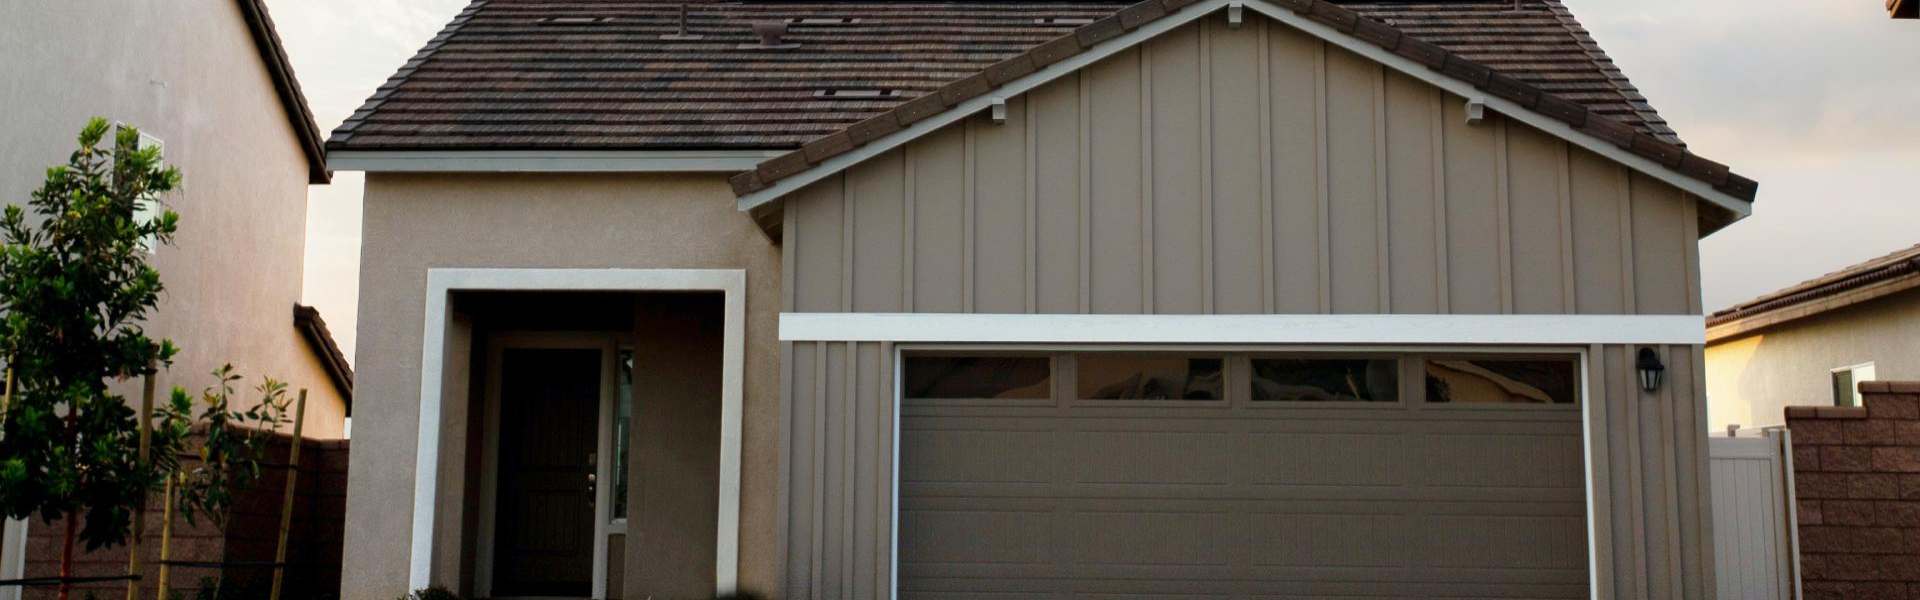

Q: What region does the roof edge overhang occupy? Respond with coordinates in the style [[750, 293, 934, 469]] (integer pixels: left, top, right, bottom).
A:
[[293, 304, 354, 410], [327, 149, 787, 173], [236, 0, 331, 184], [730, 0, 1756, 234], [1706, 256, 1920, 344]]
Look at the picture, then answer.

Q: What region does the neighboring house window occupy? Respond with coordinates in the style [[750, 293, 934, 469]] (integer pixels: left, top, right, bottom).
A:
[[1832, 362, 1877, 407], [115, 124, 165, 253]]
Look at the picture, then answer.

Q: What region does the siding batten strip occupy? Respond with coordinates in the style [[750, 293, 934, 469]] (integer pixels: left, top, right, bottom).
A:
[[1313, 41, 1331, 314], [1657, 345, 1685, 599], [841, 341, 857, 596], [809, 341, 826, 600], [902, 148, 915, 312], [963, 122, 977, 313], [1140, 45, 1155, 314], [1372, 64, 1390, 312], [1558, 142, 1577, 313], [1585, 344, 1616, 599], [1257, 22, 1275, 313], [1619, 169, 1636, 314], [840, 175, 853, 313], [1025, 96, 1039, 314], [1078, 73, 1093, 314], [1494, 119, 1513, 313], [1200, 21, 1216, 314], [1429, 90, 1449, 313], [1623, 346, 1650, 596]]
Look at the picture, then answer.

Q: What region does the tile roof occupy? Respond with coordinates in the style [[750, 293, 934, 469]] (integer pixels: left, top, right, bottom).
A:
[[329, 0, 1685, 155], [294, 304, 354, 408], [724, 0, 1755, 203], [1707, 243, 1920, 339]]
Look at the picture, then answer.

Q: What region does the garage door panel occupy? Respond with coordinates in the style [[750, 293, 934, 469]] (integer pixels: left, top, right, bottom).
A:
[[1412, 434, 1585, 489], [1413, 514, 1589, 571], [901, 508, 1056, 565], [1071, 431, 1234, 485], [905, 429, 1060, 484], [1247, 512, 1412, 567], [1241, 432, 1408, 486], [1066, 511, 1234, 566]]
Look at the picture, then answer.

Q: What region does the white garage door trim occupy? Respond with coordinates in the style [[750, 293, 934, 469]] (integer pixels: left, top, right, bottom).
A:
[[780, 312, 1703, 345], [885, 340, 1606, 600]]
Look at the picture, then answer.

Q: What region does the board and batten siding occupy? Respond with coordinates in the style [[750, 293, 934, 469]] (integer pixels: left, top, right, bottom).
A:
[[774, 15, 1714, 599]]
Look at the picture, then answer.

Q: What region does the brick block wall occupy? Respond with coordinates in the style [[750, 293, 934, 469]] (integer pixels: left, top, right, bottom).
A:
[[20, 434, 350, 600], [1788, 381, 1920, 600]]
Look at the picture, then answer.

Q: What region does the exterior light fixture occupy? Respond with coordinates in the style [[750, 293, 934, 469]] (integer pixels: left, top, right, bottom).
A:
[[1636, 347, 1665, 393]]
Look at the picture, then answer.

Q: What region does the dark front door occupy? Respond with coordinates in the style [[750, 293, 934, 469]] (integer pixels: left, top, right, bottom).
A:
[[494, 348, 601, 597]]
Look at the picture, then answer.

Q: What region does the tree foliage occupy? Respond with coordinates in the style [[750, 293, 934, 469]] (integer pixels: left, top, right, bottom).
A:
[[158, 365, 290, 530], [0, 118, 182, 549]]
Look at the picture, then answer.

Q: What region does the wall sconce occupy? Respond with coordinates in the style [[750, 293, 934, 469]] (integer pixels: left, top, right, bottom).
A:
[[1636, 347, 1666, 393]]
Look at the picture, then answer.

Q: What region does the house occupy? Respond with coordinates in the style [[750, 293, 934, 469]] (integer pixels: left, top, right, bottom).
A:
[[0, 0, 351, 594], [327, 0, 1756, 598], [1705, 243, 1920, 429]]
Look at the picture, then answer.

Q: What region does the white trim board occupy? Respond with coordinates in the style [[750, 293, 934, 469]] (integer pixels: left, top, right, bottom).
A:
[[732, 0, 1752, 221], [411, 268, 748, 596], [780, 313, 1705, 345], [330, 149, 783, 173]]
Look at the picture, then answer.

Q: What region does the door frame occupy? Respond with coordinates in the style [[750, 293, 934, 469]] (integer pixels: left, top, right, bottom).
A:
[[476, 331, 622, 600], [411, 268, 748, 596]]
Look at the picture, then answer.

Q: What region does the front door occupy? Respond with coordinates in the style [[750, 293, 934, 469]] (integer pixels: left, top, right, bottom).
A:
[[493, 347, 601, 597]]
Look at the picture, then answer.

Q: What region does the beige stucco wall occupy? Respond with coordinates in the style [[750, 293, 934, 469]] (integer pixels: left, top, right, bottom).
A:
[[1706, 287, 1920, 429], [346, 172, 783, 600], [0, 1, 347, 437]]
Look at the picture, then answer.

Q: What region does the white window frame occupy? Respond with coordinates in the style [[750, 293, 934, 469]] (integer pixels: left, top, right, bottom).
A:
[[1831, 362, 1877, 408], [114, 123, 165, 254], [410, 268, 747, 596]]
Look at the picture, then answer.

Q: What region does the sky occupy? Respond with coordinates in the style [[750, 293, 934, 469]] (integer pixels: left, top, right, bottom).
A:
[[269, 0, 1920, 360]]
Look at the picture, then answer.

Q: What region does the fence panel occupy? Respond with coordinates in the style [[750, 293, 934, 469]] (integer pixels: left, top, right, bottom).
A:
[[1708, 428, 1800, 600]]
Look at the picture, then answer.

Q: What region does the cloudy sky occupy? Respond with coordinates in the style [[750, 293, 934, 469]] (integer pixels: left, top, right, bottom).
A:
[[269, 0, 1920, 359]]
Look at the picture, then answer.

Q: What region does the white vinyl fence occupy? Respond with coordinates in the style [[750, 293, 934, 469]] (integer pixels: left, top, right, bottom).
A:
[[1708, 427, 1801, 600]]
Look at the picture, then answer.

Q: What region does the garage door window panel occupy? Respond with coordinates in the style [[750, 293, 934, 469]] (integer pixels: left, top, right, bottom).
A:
[[903, 354, 1053, 401], [1074, 354, 1225, 402], [1424, 357, 1579, 407], [1249, 356, 1401, 404]]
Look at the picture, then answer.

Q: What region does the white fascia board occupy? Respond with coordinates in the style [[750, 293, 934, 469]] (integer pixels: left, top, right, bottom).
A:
[[329, 149, 784, 173], [734, 0, 1233, 212], [779, 313, 1707, 346], [736, 0, 1751, 222]]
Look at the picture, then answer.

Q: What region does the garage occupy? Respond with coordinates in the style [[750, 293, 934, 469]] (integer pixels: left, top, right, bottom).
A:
[[898, 351, 1591, 598]]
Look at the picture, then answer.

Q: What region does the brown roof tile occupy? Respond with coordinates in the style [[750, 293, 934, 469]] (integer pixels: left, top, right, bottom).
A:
[[1709, 244, 1920, 332], [331, 0, 1691, 154]]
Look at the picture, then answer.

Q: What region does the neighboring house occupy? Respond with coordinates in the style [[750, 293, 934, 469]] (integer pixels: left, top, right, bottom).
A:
[[1705, 243, 1920, 429], [328, 0, 1756, 598], [0, 0, 352, 593]]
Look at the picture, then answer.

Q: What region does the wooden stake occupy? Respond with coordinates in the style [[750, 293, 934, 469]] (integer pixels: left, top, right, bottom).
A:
[[154, 474, 175, 600], [268, 389, 307, 600], [127, 373, 155, 600]]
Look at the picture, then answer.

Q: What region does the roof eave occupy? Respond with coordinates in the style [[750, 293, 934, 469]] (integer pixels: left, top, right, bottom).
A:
[[236, 0, 331, 184]]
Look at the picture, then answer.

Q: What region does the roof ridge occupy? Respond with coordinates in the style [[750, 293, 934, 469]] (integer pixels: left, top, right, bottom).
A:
[[329, 0, 491, 147], [1539, 0, 1682, 146], [727, 0, 1756, 204]]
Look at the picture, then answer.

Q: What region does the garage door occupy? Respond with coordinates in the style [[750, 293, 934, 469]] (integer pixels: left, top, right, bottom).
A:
[[899, 352, 1590, 599]]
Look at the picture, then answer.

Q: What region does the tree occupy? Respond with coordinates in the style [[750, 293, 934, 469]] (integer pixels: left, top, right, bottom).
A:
[[0, 118, 183, 600], [154, 365, 290, 600]]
